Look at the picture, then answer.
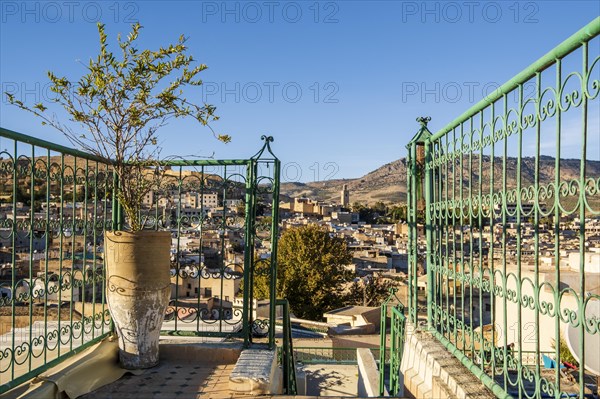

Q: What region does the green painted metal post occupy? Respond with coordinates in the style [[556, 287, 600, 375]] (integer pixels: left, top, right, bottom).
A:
[[407, 117, 432, 326], [424, 138, 434, 330], [269, 158, 281, 349], [378, 287, 399, 395], [405, 145, 415, 324], [276, 299, 297, 395], [379, 300, 388, 396], [242, 160, 255, 347]]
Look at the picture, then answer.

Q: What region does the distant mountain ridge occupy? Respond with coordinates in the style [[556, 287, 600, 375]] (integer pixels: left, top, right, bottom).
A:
[[280, 156, 600, 205]]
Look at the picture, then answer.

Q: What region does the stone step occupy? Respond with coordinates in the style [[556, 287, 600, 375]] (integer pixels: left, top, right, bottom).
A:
[[229, 348, 280, 395]]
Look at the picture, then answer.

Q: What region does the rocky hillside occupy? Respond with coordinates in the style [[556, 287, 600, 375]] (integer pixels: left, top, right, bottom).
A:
[[280, 156, 600, 205]]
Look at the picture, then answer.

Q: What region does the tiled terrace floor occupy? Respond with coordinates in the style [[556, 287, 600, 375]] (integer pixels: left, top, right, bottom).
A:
[[80, 355, 361, 399], [81, 360, 236, 399], [75, 338, 242, 399], [81, 362, 362, 399], [5, 337, 368, 398]]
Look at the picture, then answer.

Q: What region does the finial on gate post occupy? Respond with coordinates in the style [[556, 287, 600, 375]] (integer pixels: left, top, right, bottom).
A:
[[409, 117, 432, 212], [416, 116, 431, 128], [252, 135, 278, 160]]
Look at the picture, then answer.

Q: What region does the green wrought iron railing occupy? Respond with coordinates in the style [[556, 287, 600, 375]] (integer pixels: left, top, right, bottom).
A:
[[288, 346, 389, 365], [0, 127, 281, 393], [151, 137, 281, 347], [379, 288, 406, 396], [0, 127, 114, 392], [276, 299, 297, 395], [388, 304, 406, 396], [406, 17, 600, 399]]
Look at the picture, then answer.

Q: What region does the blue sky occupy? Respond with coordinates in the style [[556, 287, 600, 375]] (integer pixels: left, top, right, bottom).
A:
[[1, 1, 599, 182]]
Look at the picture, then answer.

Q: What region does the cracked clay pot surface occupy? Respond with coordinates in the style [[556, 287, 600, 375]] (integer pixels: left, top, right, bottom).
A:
[[105, 230, 171, 369]]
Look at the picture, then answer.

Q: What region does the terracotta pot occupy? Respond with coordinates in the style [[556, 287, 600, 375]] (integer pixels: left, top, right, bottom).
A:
[[104, 231, 171, 369]]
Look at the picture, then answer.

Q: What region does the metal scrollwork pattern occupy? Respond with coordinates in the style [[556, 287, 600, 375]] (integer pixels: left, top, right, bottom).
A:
[[406, 24, 600, 399], [152, 140, 280, 345], [0, 131, 282, 393], [0, 143, 114, 392]]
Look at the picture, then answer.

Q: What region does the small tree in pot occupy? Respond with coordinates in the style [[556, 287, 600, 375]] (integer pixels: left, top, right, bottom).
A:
[[7, 22, 230, 369]]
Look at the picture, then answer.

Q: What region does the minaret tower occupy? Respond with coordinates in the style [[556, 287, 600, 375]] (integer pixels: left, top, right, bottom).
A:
[[341, 184, 350, 207]]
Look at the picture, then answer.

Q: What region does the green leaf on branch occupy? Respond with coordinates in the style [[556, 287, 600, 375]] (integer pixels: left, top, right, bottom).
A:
[[5, 21, 228, 232]]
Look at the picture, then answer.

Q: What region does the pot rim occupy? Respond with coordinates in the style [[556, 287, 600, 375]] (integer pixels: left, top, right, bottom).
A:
[[105, 230, 172, 237]]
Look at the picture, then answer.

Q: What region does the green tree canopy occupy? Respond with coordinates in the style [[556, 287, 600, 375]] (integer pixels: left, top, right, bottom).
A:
[[351, 201, 407, 224], [255, 224, 353, 321]]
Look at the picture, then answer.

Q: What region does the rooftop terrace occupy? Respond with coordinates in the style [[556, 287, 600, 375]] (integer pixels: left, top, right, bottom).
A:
[[1, 16, 600, 399]]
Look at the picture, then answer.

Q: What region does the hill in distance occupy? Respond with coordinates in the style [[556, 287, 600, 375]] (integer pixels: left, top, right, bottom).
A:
[[280, 156, 600, 206]]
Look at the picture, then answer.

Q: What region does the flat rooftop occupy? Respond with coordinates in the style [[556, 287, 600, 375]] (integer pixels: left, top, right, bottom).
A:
[[324, 306, 378, 317]]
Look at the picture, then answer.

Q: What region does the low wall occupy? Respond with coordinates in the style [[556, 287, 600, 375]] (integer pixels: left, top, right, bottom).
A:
[[357, 348, 387, 397], [400, 323, 496, 399]]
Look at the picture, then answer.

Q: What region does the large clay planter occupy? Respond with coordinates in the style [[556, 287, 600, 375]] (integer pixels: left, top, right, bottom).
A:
[[104, 231, 171, 369]]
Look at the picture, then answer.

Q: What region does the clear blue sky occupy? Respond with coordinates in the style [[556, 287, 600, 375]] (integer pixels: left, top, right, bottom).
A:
[[1, 1, 599, 182]]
